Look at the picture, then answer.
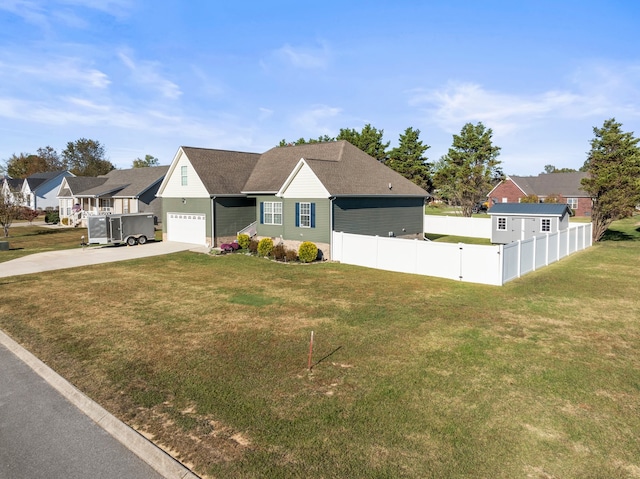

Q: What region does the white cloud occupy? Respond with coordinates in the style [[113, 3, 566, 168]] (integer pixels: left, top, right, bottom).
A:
[[0, 0, 49, 27], [291, 105, 342, 135], [0, 0, 132, 28], [411, 61, 640, 138], [269, 41, 330, 70], [0, 56, 111, 90], [409, 82, 585, 135], [118, 50, 182, 100]]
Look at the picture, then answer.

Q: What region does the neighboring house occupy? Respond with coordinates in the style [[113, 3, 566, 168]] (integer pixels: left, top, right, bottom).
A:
[[487, 172, 591, 216], [1, 176, 23, 202], [57, 166, 169, 226], [156, 141, 429, 257], [488, 203, 572, 244], [20, 171, 75, 210]]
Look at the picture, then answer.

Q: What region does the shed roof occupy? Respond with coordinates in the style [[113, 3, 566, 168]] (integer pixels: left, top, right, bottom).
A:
[[489, 203, 572, 217]]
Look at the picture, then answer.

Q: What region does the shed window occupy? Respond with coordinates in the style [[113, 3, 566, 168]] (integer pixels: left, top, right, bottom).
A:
[[181, 166, 188, 186], [497, 217, 506, 231], [541, 218, 551, 232]]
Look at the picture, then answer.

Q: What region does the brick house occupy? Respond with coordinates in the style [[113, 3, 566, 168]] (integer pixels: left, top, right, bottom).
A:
[[487, 172, 592, 216]]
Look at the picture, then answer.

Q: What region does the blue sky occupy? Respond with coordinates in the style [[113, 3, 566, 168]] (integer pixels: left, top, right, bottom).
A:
[[1, 0, 639, 175]]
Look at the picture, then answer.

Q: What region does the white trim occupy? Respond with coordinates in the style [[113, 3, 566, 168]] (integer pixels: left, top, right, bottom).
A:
[[277, 158, 330, 198]]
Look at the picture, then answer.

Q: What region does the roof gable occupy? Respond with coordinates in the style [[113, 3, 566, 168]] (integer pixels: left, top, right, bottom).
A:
[[278, 159, 330, 198], [158, 147, 260, 197], [244, 141, 429, 197]]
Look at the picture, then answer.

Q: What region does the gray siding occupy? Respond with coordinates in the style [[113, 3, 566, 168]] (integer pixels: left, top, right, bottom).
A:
[[333, 197, 424, 237], [254, 196, 331, 244], [139, 185, 163, 221], [491, 215, 567, 244], [162, 197, 211, 235], [215, 197, 256, 236]]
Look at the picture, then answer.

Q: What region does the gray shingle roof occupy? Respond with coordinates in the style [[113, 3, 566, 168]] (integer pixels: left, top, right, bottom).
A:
[[24, 171, 66, 191], [243, 141, 429, 196], [180, 148, 260, 195], [508, 172, 589, 197], [64, 166, 169, 198], [489, 203, 572, 216], [63, 177, 107, 196]]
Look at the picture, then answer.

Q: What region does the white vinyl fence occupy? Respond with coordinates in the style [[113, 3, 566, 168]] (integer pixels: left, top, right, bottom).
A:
[[424, 215, 491, 238], [331, 223, 592, 286]]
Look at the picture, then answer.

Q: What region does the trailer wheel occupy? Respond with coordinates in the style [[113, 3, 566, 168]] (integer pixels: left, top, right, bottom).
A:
[[126, 236, 137, 246], [137, 235, 147, 245]]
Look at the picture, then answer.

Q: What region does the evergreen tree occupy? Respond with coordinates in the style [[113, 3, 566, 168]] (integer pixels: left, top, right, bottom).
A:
[[581, 118, 640, 241], [433, 122, 503, 217], [387, 127, 431, 190]]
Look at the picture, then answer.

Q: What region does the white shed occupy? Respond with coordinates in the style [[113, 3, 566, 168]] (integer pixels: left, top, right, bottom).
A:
[[488, 203, 572, 244]]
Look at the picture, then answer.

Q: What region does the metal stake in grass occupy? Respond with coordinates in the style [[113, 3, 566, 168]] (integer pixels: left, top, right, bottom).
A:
[[307, 331, 314, 371]]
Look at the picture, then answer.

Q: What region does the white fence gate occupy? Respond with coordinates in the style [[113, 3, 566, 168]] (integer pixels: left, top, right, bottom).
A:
[[331, 223, 592, 286]]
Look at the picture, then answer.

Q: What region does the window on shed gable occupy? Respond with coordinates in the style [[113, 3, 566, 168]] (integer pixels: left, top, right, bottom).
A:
[[181, 166, 188, 186], [541, 218, 551, 232], [497, 217, 507, 230]]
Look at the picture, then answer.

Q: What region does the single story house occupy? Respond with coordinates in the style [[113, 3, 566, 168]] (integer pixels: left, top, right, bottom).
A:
[[156, 141, 430, 258], [19, 171, 75, 210], [487, 172, 591, 216], [1, 176, 23, 202], [488, 202, 572, 244], [57, 166, 169, 226]]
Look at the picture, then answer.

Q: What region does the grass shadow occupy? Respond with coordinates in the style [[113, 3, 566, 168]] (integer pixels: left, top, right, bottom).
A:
[[600, 229, 638, 242]]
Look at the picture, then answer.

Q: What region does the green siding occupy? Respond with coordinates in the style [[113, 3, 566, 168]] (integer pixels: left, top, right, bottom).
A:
[[215, 197, 256, 236], [162, 197, 211, 235], [333, 197, 424, 236], [254, 196, 331, 243]]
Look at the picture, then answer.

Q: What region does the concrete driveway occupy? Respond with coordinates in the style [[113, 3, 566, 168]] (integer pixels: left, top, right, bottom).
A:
[[0, 241, 208, 278]]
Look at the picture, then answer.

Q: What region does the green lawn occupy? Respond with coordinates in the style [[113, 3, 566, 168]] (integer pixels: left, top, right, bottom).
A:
[[0, 225, 89, 263], [0, 217, 639, 478]]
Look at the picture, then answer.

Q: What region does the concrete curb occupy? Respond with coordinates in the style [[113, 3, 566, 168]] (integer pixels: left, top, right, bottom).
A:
[[0, 330, 200, 479]]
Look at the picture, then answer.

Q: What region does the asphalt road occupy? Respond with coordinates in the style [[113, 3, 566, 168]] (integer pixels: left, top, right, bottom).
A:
[[0, 340, 169, 479]]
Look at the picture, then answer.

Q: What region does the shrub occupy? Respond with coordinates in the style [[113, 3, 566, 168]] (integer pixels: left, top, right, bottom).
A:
[[19, 207, 39, 223], [285, 248, 298, 262], [237, 233, 250, 250], [248, 239, 259, 253], [298, 241, 318, 263], [45, 210, 60, 224], [257, 237, 273, 257], [272, 243, 286, 261], [61, 217, 69, 226]]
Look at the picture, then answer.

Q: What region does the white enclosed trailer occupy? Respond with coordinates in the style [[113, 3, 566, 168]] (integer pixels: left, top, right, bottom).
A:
[[87, 213, 155, 246]]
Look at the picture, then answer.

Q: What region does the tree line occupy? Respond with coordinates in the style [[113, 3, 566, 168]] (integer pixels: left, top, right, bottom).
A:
[[1, 139, 160, 179], [281, 118, 640, 241], [280, 121, 505, 217]]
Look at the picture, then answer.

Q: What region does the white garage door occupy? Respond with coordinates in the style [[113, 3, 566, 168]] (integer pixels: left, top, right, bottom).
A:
[[167, 212, 207, 245]]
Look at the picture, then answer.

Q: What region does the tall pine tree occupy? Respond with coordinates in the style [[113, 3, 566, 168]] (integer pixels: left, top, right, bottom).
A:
[[581, 118, 640, 241], [387, 127, 431, 190]]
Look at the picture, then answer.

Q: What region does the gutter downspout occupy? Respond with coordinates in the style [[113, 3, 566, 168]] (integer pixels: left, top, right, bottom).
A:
[[329, 196, 335, 259], [211, 196, 216, 248]]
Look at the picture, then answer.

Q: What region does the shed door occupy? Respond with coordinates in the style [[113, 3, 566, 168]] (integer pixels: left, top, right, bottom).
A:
[[167, 212, 207, 245]]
